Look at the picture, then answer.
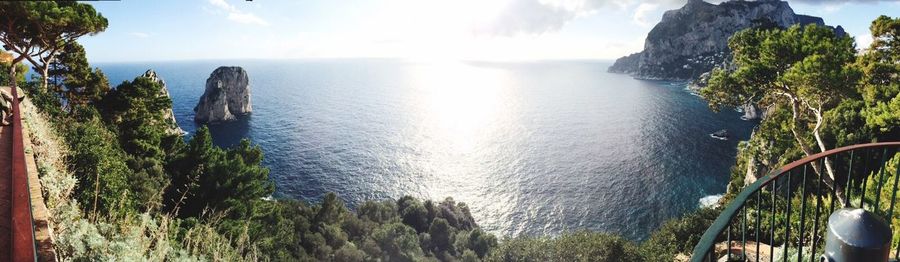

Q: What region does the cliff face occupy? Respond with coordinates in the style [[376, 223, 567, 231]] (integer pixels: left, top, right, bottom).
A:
[[142, 70, 185, 135], [608, 0, 843, 80], [194, 66, 252, 123]]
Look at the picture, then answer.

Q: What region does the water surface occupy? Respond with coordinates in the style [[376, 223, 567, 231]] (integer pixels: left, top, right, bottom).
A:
[[98, 59, 755, 240]]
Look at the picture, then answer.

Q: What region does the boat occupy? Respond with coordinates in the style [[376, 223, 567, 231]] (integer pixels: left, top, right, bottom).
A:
[[710, 129, 728, 140]]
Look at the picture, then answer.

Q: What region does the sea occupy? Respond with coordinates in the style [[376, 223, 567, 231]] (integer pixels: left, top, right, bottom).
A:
[[96, 59, 756, 241]]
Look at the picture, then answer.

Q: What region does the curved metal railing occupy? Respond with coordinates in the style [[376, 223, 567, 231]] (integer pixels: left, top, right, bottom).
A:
[[691, 142, 900, 262]]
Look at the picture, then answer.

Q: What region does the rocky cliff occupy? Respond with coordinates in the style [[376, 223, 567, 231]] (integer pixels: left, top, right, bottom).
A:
[[194, 66, 252, 123], [608, 0, 844, 80], [142, 70, 185, 135]]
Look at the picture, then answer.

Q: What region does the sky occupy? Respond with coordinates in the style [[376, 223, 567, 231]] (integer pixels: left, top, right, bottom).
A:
[[79, 0, 900, 62]]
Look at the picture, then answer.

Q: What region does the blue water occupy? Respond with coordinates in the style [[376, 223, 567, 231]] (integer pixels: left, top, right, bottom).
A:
[[96, 59, 756, 241]]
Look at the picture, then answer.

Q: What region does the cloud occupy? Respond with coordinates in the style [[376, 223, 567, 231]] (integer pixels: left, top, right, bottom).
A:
[[129, 32, 150, 38], [207, 0, 269, 26], [480, 0, 682, 36], [478, 0, 577, 36], [228, 12, 269, 26], [480, 0, 883, 36], [855, 34, 873, 49], [632, 3, 660, 27]]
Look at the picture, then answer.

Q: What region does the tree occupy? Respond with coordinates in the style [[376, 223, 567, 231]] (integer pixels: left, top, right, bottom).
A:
[[101, 76, 174, 159], [701, 24, 859, 206], [0, 1, 108, 89], [165, 127, 273, 218], [48, 41, 109, 109], [397, 196, 429, 233], [857, 16, 900, 137], [65, 116, 132, 218]]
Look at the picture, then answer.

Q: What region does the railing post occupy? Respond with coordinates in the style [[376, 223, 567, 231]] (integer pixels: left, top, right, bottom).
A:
[[822, 208, 891, 262]]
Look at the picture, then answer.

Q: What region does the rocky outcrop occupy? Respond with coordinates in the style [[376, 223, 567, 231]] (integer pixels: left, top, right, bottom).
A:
[[740, 104, 763, 120], [142, 70, 185, 135], [688, 70, 765, 120], [194, 66, 252, 123], [608, 0, 844, 80], [608, 52, 641, 75]]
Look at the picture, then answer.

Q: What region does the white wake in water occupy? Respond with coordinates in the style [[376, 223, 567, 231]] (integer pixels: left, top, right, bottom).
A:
[[699, 194, 723, 209]]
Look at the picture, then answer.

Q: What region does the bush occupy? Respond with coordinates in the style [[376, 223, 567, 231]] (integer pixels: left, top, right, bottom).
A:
[[485, 232, 644, 262]]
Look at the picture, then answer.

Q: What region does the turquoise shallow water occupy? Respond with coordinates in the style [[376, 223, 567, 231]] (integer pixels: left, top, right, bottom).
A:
[[97, 59, 756, 240]]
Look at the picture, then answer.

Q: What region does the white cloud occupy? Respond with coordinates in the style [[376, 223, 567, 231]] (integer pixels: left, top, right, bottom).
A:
[[228, 12, 269, 26], [129, 32, 150, 38], [480, 0, 881, 36], [208, 0, 236, 12], [482, 0, 687, 36], [207, 0, 269, 26], [855, 34, 873, 49], [632, 3, 659, 27]]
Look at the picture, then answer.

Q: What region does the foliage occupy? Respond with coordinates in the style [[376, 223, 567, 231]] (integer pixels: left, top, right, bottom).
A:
[[0, 50, 27, 85], [63, 113, 132, 217], [857, 16, 900, 136], [702, 16, 900, 262], [164, 127, 273, 218], [0, 1, 108, 89], [484, 232, 643, 262], [640, 208, 720, 261], [48, 42, 110, 108], [701, 24, 859, 158]]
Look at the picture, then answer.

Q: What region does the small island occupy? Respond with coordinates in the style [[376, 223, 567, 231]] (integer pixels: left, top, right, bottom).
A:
[[194, 66, 252, 123]]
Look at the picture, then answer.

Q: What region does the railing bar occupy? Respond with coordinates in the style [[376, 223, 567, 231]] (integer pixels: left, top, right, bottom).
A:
[[742, 205, 747, 259], [845, 150, 854, 206], [727, 222, 731, 261], [771, 178, 776, 262], [829, 180, 836, 218], [756, 191, 761, 262], [874, 148, 888, 212], [862, 148, 870, 210], [811, 159, 824, 262], [798, 164, 808, 262], [785, 168, 793, 262], [895, 238, 899, 260], [888, 150, 900, 221]]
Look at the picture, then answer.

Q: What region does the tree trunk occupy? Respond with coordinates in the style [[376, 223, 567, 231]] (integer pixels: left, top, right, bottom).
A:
[[8, 56, 23, 88], [812, 108, 848, 207], [39, 55, 53, 91], [788, 100, 848, 207]]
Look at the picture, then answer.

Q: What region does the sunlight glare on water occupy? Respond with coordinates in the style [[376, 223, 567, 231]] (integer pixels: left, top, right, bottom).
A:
[[98, 59, 756, 240]]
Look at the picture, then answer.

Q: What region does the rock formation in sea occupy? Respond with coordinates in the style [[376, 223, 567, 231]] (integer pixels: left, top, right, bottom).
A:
[[142, 69, 185, 135], [608, 0, 844, 81], [194, 66, 252, 123]]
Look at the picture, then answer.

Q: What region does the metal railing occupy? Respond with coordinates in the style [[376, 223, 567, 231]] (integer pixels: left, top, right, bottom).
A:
[[690, 142, 900, 262], [9, 85, 37, 261]]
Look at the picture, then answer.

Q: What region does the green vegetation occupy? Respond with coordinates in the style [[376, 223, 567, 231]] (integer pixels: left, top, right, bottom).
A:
[[705, 17, 900, 191], [5, 1, 897, 260], [693, 16, 900, 260], [0, 1, 108, 90], [702, 23, 860, 206]]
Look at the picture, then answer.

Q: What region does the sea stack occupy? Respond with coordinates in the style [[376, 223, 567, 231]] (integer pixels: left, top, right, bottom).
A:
[[143, 69, 185, 135], [194, 66, 252, 123]]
